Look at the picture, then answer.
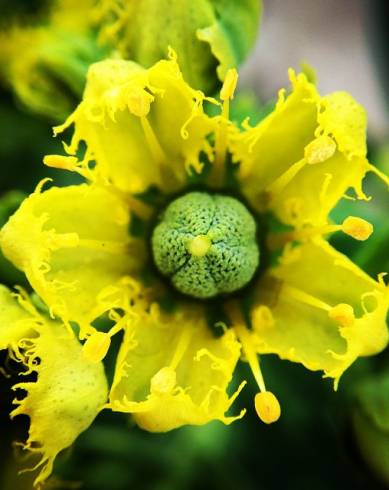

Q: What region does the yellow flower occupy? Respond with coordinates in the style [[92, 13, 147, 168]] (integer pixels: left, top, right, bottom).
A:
[[1, 55, 389, 482], [95, 0, 262, 93], [0, 0, 110, 120]]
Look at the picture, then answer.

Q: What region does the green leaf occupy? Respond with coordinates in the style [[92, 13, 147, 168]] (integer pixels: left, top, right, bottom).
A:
[[98, 0, 262, 94]]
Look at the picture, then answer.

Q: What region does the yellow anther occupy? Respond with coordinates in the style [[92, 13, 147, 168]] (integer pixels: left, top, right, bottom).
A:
[[329, 303, 355, 327], [43, 154, 78, 170], [150, 367, 177, 395], [305, 135, 337, 164], [220, 68, 238, 101], [128, 90, 152, 117], [82, 331, 111, 363], [342, 216, 373, 241], [254, 391, 281, 424], [188, 234, 211, 257], [252, 305, 275, 331]]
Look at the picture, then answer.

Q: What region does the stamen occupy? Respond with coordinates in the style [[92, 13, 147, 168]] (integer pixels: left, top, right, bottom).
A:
[[140, 116, 167, 165], [48, 232, 79, 250], [266, 158, 306, 196], [169, 327, 193, 370], [367, 163, 389, 189], [140, 115, 182, 188], [150, 326, 193, 395], [127, 196, 154, 221], [228, 302, 280, 424], [254, 391, 281, 425], [50, 235, 144, 271], [304, 135, 337, 164], [268, 215, 373, 249], [341, 216, 373, 241], [150, 366, 177, 395], [266, 136, 336, 198], [44, 154, 79, 171], [328, 303, 355, 327], [128, 90, 153, 118], [82, 313, 134, 363], [220, 69, 238, 102], [77, 238, 131, 254], [252, 305, 275, 331], [235, 321, 266, 392], [82, 331, 111, 363], [283, 285, 356, 328], [212, 69, 238, 187], [282, 284, 332, 312]]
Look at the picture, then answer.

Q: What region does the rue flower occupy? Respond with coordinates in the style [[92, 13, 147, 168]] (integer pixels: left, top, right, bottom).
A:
[[1, 54, 389, 484]]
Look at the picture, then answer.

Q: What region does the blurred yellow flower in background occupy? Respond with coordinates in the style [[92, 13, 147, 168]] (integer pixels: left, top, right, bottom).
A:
[[0, 0, 110, 120]]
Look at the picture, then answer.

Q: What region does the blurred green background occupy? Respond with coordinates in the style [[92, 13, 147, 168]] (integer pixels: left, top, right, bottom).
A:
[[1, 1, 389, 489]]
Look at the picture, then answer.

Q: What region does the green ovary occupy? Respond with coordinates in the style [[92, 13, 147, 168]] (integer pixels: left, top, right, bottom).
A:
[[151, 192, 260, 299]]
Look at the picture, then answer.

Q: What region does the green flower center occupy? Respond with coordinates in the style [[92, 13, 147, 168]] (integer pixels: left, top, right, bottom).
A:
[[151, 192, 260, 299]]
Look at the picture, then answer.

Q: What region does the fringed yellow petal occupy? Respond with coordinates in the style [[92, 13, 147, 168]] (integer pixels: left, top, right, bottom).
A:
[[0, 184, 141, 332], [12, 320, 108, 488], [0, 286, 108, 488], [251, 239, 389, 386], [230, 70, 319, 209], [54, 57, 217, 194], [269, 92, 370, 227], [231, 70, 371, 227], [0, 286, 39, 350], [109, 305, 245, 431], [317, 92, 367, 159]]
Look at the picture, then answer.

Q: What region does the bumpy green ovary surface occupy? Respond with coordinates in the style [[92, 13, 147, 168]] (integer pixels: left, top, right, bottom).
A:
[[152, 192, 259, 299]]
